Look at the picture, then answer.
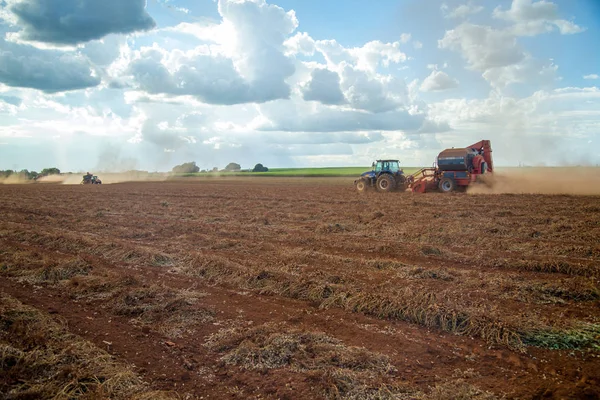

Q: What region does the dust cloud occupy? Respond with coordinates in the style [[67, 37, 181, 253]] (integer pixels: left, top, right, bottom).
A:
[[34, 174, 65, 183], [0, 175, 33, 184], [33, 172, 169, 185], [469, 167, 600, 195]]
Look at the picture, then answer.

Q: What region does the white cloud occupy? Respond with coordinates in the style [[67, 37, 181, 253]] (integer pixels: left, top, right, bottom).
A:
[[493, 0, 584, 36], [481, 55, 557, 88], [584, 74, 599, 80], [400, 33, 411, 43], [420, 71, 459, 92], [439, 24, 524, 71], [441, 3, 484, 19], [439, 23, 557, 89], [80, 35, 127, 67], [127, 0, 297, 104], [339, 64, 407, 113], [256, 98, 446, 134], [313, 39, 407, 73], [284, 32, 316, 56]]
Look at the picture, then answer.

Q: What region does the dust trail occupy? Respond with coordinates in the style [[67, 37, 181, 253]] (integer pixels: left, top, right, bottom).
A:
[[0, 175, 32, 184], [61, 172, 170, 185], [35, 174, 64, 183], [469, 167, 600, 195], [20, 172, 170, 185]]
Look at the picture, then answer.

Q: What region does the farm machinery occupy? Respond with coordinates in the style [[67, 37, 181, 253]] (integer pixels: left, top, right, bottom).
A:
[[354, 160, 407, 192], [81, 173, 102, 185], [355, 140, 493, 193]]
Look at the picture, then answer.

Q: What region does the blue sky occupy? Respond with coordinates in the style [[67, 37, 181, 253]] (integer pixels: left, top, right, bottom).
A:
[[0, 0, 599, 172]]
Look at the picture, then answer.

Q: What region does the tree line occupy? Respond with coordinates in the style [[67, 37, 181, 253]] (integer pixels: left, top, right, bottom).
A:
[[171, 162, 269, 173], [0, 168, 61, 181], [1, 163, 271, 179]]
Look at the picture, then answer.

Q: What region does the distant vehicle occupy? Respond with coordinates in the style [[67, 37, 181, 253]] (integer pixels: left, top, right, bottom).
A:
[[81, 174, 102, 185], [354, 160, 407, 192]]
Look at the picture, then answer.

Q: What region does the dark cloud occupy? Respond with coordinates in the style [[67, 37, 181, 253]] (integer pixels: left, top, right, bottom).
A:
[[0, 39, 100, 92], [107, 79, 130, 89], [302, 68, 346, 105], [9, 0, 155, 44]]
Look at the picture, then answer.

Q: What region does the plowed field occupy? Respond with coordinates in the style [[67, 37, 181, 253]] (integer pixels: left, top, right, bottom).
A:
[[1, 179, 599, 399]]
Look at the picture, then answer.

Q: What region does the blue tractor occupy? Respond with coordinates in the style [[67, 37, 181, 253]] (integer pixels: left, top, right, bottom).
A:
[[354, 160, 407, 192]]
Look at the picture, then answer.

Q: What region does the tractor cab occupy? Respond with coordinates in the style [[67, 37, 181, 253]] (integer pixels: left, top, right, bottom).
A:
[[373, 160, 401, 174]]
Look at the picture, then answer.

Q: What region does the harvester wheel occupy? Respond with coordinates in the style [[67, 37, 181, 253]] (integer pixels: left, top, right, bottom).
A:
[[355, 179, 369, 192], [376, 174, 396, 192], [438, 177, 456, 193]]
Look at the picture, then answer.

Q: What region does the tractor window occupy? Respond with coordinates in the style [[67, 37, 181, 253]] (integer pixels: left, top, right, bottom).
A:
[[375, 162, 382, 172], [388, 162, 399, 173]]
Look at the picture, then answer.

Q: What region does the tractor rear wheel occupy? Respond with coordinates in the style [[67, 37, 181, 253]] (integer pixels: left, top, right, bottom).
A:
[[355, 179, 369, 192], [438, 177, 456, 193], [396, 175, 408, 191], [376, 174, 396, 192]]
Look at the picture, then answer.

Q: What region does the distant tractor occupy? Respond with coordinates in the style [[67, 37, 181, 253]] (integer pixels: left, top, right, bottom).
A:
[[81, 173, 102, 185], [354, 160, 407, 192]]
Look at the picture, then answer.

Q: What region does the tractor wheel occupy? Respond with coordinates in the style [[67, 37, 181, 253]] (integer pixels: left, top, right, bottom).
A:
[[376, 174, 396, 192], [396, 175, 408, 191], [438, 177, 456, 193], [355, 179, 369, 192]]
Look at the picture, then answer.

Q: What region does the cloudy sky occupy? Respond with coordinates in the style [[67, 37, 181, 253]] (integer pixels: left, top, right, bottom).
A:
[[0, 0, 598, 172]]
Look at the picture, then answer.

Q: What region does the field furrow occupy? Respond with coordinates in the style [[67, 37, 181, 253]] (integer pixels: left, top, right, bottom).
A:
[[1, 179, 599, 399]]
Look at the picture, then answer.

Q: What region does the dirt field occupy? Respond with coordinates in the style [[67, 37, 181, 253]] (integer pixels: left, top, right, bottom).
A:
[[1, 178, 599, 399]]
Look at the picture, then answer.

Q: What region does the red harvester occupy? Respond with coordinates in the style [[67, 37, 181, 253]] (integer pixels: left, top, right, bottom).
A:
[[406, 140, 493, 193]]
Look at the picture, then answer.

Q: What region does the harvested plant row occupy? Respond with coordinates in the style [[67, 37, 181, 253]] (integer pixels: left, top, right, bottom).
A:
[[0, 295, 177, 399]]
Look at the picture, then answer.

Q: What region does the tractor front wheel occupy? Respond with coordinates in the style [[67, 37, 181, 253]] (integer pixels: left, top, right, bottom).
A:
[[438, 177, 456, 193], [376, 174, 396, 192], [355, 179, 369, 192]]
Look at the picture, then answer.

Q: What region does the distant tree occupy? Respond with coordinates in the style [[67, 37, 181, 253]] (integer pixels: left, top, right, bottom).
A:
[[39, 167, 60, 176], [172, 162, 200, 174], [18, 169, 38, 180], [252, 163, 269, 172], [225, 162, 241, 172], [211, 167, 218, 172], [0, 170, 14, 178]]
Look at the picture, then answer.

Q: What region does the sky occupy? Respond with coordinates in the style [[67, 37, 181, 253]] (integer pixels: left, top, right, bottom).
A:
[[0, 0, 599, 172]]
